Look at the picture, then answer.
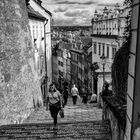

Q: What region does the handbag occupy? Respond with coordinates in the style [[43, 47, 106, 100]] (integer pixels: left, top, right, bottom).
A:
[[77, 95, 81, 100], [59, 108, 64, 118]]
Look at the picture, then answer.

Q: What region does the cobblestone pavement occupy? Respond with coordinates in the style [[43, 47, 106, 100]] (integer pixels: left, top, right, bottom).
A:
[[0, 98, 111, 139], [0, 120, 111, 140], [23, 97, 102, 124]]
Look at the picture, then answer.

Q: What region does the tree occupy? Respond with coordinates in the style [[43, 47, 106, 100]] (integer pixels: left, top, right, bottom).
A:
[[111, 0, 131, 101]]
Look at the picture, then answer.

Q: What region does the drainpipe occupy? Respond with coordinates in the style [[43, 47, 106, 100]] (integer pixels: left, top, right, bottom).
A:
[[44, 19, 48, 77], [44, 19, 48, 105]]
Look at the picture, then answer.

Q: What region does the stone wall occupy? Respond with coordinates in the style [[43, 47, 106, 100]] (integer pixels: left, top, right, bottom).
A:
[[103, 104, 125, 140], [102, 96, 126, 140], [0, 0, 43, 125]]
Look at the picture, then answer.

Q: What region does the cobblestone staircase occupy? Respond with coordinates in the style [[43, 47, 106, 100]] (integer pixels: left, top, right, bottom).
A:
[[0, 120, 111, 140]]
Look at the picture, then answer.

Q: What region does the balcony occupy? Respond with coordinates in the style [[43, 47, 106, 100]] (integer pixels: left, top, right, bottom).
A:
[[91, 34, 118, 39]]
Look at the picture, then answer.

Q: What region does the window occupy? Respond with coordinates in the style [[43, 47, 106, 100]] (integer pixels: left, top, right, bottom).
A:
[[115, 24, 117, 28], [59, 70, 61, 75], [61, 51, 63, 57], [112, 47, 117, 59], [61, 62, 63, 67], [78, 44, 80, 50], [59, 71, 63, 76], [61, 72, 63, 77], [94, 42, 97, 54], [102, 43, 105, 54], [99, 43, 101, 55], [33, 25, 35, 39], [71, 53, 73, 60], [107, 44, 109, 58], [77, 55, 79, 62], [58, 60, 61, 65], [79, 55, 82, 63], [75, 54, 77, 61], [36, 25, 38, 38]]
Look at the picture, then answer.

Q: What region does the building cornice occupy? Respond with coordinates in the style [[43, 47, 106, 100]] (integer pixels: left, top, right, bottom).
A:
[[70, 49, 83, 55], [91, 16, 127, 23], [32, 0, 52, 16], [27, 5, 46, 21]]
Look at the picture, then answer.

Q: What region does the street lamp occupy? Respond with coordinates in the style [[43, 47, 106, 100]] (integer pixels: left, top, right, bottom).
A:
[[100, 53, 106, 86], [90, 62, 99, 94]]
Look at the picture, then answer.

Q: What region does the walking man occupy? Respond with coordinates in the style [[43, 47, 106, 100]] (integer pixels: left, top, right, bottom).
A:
[[62, 85, 69, 106], [71, 84, 79, 105], [82, 87, 88, 104]]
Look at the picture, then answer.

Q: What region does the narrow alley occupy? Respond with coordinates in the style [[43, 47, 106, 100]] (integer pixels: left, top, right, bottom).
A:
[[0, 98, 111, 139], [23, 98, 102, 124], [1, 0, 139, 139]]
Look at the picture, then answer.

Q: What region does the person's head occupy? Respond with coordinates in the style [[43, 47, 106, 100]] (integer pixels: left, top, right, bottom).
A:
[[49, 83, 57, 92], [104, 83, 109, 90]]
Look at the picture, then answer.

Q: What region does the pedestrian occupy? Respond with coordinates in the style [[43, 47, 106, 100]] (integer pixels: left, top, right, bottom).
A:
[[46, 83, 63, 130], [89, 93, 97, 103], [82, 87, 88, 104], [62, 85, 69, 106], [101, 82, 112, 120], [71, 84, 79, 105], [101, 82, 112, 97]]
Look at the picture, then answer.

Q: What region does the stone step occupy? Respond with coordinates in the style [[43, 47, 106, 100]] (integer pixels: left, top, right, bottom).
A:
[[0, 120, 111, 140]]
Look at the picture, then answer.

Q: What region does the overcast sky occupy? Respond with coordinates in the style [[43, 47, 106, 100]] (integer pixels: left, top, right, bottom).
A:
[[42, 0, 124, 26]]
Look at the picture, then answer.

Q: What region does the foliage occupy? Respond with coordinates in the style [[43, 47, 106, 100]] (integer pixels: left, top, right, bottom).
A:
[[111, 0, 131, 101], [53, 26, 91, 32]]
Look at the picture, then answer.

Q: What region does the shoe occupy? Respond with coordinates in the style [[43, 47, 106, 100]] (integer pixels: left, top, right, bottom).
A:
[[53, 125, 58, 130]]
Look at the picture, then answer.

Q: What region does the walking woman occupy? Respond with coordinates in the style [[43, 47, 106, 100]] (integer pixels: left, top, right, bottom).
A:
[[46, 83, 63, 130]]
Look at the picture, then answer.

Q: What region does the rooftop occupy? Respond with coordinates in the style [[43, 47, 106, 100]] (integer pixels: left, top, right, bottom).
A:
[[27, 5, 46, 21], [59, 42, 72, 50], [80, 37, 92, 47]]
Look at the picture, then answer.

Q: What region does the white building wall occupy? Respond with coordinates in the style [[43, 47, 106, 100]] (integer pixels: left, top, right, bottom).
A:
[[28, 16, 45, 80], [58, 55, 63, 73], [92, 37, 118, 63], [29, 0, 52, 86]]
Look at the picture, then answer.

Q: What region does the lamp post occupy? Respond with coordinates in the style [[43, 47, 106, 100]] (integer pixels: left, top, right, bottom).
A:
[[90, 62, 99, 94], [100, 53, 106, 86]]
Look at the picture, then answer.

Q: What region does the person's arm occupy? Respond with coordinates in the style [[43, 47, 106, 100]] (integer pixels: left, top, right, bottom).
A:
[[58, 91, 63, 108], [68, 89, 70, 95], [70, 89, 73, 96], [77, 88, 79, 95], [46, 96, 49, 110]]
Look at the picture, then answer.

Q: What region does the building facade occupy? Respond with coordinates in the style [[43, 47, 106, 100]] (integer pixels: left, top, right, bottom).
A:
[[27, 0, 52, 103], [70, 36, 92, 94], [57, 42, 72, 89], [91, 3, 130, 100], [125, 0, 140, 139], [28, 0, 52, 88]]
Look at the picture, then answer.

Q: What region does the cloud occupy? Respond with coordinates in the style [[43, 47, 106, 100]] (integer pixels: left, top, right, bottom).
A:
[[64, 10, 89, 17], [54, 7, 68, 13], [42, 0, 124, 26], [54, 17, 78, 26], [55, 0, 98, 5], [97, 3, 115, 7]]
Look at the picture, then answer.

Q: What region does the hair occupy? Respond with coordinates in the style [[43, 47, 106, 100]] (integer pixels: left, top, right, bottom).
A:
[[49, 83, 57, 92]]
